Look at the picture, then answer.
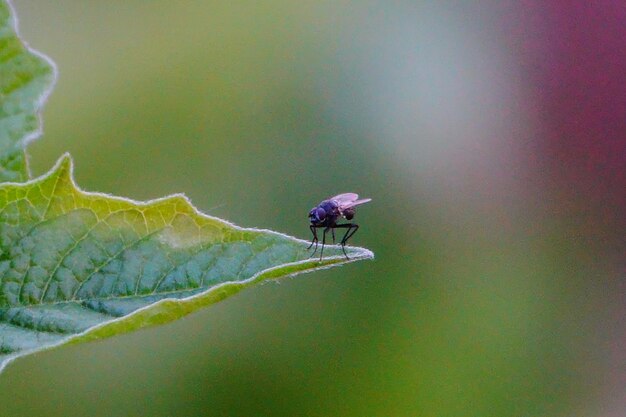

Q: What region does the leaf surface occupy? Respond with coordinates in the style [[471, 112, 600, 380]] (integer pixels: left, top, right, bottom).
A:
[[0, 1, 55, 181]]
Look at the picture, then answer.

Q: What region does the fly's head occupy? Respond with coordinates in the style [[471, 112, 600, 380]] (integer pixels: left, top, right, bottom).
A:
[[309, 206, 326, 225]]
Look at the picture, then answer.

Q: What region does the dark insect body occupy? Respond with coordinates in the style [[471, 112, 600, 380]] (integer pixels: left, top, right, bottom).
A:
[[308, 193, 371, 261]]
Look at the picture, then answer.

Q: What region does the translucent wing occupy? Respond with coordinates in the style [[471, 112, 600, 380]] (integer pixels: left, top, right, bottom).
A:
[[341, 198, 371, 209], [331, 193, 371, 209], [331, 193, 359, 203]]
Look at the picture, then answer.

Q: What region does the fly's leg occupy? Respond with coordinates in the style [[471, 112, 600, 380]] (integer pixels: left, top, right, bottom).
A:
[[307, 225, 318, 249], [308, 225, 319, 256], [341, 224, 359, 246], [331, 228, 336, 244], [332, 223, 358, 259], [319, 227, 329, 261]]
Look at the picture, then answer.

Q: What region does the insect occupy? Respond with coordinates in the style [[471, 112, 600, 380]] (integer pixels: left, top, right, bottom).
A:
[[308, 193, 371, 260]]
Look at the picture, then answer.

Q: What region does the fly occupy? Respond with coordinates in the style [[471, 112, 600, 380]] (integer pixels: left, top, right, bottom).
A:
[[308, 193, 371, 260]]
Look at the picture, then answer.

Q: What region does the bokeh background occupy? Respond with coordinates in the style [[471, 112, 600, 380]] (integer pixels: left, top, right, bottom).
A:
[[1, 1, 624, 416]]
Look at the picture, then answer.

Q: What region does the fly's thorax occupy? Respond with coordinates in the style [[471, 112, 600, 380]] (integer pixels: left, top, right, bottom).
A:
[[320, 200, 339, 215], [323, 200, 341, 223]]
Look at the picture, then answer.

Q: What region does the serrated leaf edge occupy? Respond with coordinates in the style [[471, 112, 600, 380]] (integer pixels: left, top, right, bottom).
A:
[[4, 0, 58, 176], [0, 154, 374, 373]]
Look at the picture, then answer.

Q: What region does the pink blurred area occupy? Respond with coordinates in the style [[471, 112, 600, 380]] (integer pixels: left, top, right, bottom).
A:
[[499, 1, 625, 238]]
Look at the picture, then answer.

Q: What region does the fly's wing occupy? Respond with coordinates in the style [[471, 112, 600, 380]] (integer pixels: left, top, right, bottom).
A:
[[331, 193, 371, 210], [331, 193, 359, 204], [340, 198, 371, 209]]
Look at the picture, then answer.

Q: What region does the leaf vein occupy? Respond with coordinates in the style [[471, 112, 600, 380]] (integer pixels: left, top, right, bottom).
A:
[[70, 229, 163, 300]]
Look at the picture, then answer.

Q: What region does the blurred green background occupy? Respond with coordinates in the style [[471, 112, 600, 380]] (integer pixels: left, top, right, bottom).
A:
[[1, 1, 623, 416]]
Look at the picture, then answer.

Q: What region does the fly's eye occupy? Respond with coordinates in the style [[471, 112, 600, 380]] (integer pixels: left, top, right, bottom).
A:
[[315, 207, 326, 221]]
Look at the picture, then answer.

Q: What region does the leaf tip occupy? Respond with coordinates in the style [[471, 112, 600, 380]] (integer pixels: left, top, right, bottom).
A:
[[360, 248, 375, 260], [52, 152, 74, 179], [349, 247, 375, 262]]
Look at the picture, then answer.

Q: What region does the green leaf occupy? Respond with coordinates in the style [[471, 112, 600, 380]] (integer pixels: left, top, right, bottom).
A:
[[0, 155, 373, 372], [0, 1, 55, 182]]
